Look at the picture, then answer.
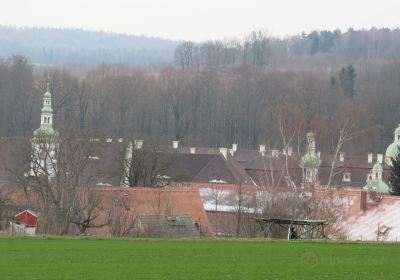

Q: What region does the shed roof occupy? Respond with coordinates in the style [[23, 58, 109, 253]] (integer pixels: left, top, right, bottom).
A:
[[135, 215, 200, 238]]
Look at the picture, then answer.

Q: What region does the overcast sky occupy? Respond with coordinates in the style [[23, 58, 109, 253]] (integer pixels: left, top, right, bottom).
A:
[[0, 0, 398, 41]]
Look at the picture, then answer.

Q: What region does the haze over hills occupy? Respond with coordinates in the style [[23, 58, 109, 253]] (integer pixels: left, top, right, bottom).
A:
[[2, 25, 400, 67], [0, 26, 180, 65]]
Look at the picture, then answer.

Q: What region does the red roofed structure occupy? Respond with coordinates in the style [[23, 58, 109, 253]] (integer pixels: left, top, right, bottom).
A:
[[15, 210, 38, 227], [87, 187, 213, 237]]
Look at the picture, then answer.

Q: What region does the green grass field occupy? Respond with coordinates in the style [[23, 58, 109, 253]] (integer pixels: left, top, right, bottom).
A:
[[0, 238, 399, 280]]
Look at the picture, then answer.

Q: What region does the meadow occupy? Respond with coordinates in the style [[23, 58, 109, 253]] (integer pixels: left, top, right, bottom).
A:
[[0, 238, 399, 279]]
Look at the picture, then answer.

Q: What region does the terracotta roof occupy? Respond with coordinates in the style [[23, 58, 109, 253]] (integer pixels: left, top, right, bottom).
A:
[[7, 186, 213, 237], [89, 187, 213, 237], [332, 190, 400, 241]]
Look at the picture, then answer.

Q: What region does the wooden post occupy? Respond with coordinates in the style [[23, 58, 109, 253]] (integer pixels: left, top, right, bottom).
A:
[[287, 222, 293, 240], [377, 223, 380, 241]]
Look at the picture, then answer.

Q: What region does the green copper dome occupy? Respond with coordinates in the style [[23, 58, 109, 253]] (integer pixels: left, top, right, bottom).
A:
[[395, 124, 400, 135], [44, 90, 51, 98], [372, 162, 383, 172], [385, 124, 400, 160], [41, 106, 53, 114], [300, 150, 321, 169], [301, 132, 320, 169], [364, 179, 390, 194], [33, 125, 59, 138], [44, 82, 52, 98], [385, 142, 400, 160]]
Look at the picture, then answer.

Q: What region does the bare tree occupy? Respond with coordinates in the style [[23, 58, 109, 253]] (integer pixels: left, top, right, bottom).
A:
[[174, 41, 196, 70], [119, 139, 175, 188], [17, 126, 101, 234], [108, 197, 136, 237], [326, 102, 370, 188], [70, 188, 111, 235]]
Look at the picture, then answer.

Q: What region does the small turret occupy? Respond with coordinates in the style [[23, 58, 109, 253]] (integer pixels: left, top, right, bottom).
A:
[[33, 83, 58, 138], [363, 162, 389, 194], [300, 132, 321, 185]]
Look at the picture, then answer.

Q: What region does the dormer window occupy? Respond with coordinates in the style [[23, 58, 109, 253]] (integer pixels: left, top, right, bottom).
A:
[[342, 172, 351, 182]]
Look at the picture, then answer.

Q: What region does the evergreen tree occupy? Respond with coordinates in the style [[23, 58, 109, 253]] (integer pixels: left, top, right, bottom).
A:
[[389, 152, 400, 195], [339, 64, 356, 98]]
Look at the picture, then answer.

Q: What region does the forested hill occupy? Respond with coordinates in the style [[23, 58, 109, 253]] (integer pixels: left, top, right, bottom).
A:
[[2, 26, 400, 66], [0, 26, 179, 65], [174, 28, 400, 69]]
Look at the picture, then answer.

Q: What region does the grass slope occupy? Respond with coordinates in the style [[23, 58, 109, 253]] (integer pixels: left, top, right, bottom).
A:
[[0, 239, 399, 279]]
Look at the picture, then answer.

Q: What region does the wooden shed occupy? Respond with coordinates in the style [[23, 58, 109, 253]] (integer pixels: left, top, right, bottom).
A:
[[15, 210, 38, 227]]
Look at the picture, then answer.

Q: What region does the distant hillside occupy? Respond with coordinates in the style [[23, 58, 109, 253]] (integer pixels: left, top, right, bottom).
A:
[[0, 26, 180, 65]]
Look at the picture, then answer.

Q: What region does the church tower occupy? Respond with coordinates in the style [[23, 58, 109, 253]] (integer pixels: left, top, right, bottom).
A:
[[300, 132, 321, 186], [30, 83, 59, 177]]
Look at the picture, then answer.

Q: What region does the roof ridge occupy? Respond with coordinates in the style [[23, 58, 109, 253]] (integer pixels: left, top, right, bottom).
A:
[[192, 154, 223, 183], [224, 154, 248, 184]]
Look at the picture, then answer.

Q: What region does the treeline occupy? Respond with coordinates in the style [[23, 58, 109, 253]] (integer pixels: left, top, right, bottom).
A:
[[2, 26, 400, 66], [175, 28, 400, 68], [0, 26, 178, 65], [1, 55, 400, 154]]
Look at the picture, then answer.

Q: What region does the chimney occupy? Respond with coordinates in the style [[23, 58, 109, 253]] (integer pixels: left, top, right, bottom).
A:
[[190, 147, 196, 154], [105, 138, 113, 143], [369, 190, 377, 202], [172, 140, 179, 149], [118, 138, 124, 143], [339, 152, 345, 162], [377, 154, 383, 164], [368, 153, 373, 163], [229, 149, 234, 156], [219, 147, 228, 159], [134, 139, 143, 149], [259, 145, 266, 156], [232, 143, 238, 153], [288, 146, 293, 156], [360, 190, 367, 212]]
